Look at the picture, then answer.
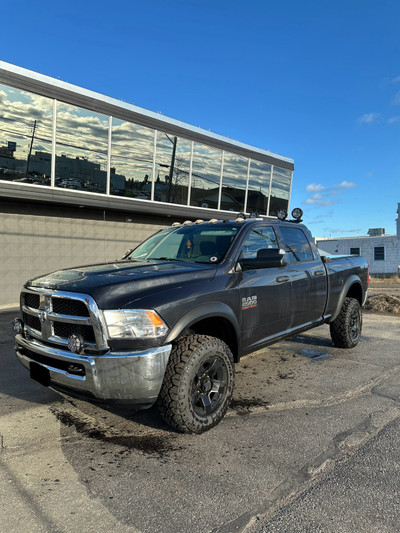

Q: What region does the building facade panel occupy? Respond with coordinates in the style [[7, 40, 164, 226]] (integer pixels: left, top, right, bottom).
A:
[[0, 202, 166, 307]]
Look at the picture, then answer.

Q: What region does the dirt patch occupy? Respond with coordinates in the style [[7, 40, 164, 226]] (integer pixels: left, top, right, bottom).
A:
[[230, 397, 270, 415], [364, 294, 400, 315], [365, 279, 400, 315], [369, 277, 400, 288], [51, 407, 180, 456]]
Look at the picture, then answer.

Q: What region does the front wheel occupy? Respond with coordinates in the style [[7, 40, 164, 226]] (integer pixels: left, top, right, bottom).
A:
[[330, 297, 362, 348], [157, 335, 235, 433]]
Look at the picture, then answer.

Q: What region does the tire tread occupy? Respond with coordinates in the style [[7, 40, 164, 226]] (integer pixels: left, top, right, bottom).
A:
[[330, 297, 362, 349], [157, 335, 234, 433]]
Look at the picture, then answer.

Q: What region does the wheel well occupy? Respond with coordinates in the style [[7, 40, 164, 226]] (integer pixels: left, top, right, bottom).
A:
[[181, 317, 239, 362], [346, 283, 362, 305]]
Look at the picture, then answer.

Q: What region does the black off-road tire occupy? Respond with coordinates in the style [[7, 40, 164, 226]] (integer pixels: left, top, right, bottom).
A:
[[157, 335, 235, 434], [330, 297, 362, 348]]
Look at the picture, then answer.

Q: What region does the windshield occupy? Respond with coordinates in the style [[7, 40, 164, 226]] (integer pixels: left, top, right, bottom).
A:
[[127, 225, 239, 264]]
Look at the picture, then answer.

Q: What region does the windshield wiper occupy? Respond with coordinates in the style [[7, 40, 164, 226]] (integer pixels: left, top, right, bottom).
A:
[[149, 257, 186, 262]]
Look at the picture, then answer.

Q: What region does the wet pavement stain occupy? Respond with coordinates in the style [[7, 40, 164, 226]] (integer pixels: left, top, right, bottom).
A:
[[297, 348, 329, 361], [52, 409, 180, 457]]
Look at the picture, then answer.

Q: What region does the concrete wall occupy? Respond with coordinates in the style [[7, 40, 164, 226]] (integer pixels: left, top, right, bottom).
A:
[[316, 235, 400, 276], [0, 203, 167, 307], [317, 203, 400, 276]]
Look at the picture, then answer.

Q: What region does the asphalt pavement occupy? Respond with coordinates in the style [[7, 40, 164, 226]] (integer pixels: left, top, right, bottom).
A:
[[1, 310, 399, 533]]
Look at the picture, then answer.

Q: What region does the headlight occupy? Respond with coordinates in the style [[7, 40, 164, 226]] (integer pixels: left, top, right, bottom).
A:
[[103, 309, 168, 339]]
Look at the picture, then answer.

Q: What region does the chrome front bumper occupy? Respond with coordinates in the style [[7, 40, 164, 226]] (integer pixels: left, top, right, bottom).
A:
[[15, 334, 172, 404]]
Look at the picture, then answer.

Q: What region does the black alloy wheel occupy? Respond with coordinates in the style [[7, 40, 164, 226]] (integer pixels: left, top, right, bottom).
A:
[[157, 335, 235, 433], [191, 356, 227, 417], [330, 297, 362, 349]]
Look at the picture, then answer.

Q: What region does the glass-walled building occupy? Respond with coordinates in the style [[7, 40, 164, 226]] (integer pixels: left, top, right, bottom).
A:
[[0, 61, 294, 219], [0, 61, 294, 308]]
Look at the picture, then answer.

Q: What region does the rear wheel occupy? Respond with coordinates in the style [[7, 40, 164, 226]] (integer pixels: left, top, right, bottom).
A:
[[330, 297, 362, 348], [157, 335, 235, 433]]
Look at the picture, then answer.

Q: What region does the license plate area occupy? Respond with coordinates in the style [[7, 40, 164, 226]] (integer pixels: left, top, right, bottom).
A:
[[30, 361, 51, 387]]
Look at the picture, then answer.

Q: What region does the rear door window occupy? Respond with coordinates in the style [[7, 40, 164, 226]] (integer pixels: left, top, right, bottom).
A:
[[241, 226, 278, 259], [279, 227, 314, 262]]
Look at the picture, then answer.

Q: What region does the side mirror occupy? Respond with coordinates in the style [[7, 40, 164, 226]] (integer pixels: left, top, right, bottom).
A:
[[121, 249, 133, 260], [239, 248, 286, 270]]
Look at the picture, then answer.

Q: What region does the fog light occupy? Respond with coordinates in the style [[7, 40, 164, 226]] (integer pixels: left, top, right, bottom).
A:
[[68, 333, 84, 354], [12, 318, 23, 335]]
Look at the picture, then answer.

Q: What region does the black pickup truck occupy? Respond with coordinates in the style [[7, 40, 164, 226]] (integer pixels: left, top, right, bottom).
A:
[[13, 212, 369, 433]]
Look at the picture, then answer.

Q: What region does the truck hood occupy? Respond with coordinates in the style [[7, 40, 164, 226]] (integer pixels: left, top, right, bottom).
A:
[[26, 260, 217, 309]]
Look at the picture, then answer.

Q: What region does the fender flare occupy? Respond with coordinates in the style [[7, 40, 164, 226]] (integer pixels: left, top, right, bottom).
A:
[[328, 275, 363, 323], [165, 302, 240, 351]]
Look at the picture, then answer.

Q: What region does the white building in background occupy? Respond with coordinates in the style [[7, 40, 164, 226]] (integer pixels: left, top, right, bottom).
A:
[[316, 203, 400, 277]]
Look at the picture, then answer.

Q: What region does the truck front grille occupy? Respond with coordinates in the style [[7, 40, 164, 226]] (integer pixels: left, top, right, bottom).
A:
[[53, 322, 96, 343], [21, 289, 108, 352], [24, 293, 40, 309], [52, 298, 90, 317], [24, 313, 41, 332]]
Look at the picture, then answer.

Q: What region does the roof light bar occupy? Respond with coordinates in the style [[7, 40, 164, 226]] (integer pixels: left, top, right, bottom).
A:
[[276, 209, 288, 221], [291, 208, 303, 222]]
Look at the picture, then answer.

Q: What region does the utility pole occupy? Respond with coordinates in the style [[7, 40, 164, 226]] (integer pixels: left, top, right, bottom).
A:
[[26, 120, 37, 177]]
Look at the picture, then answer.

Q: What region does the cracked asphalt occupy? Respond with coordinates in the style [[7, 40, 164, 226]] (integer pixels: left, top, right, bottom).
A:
[[1, 310, 399, 533]]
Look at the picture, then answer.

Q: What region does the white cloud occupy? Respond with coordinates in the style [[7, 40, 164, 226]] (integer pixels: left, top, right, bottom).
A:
[[306, 183, 325, 192], [388, 116, 400, 123], [307, 212, 334, 224], [393, 92, 400, 105], [381, 76, 400, 86], [323, 228, 362, 235], [357, 113, 381, 124], [305, 182, 356, 208], [305, 193, 335, 206], [334, 181, 356, 189]]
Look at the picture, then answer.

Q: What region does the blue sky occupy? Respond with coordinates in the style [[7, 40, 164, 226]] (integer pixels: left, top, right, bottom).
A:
[[3, 0, 399, 237]]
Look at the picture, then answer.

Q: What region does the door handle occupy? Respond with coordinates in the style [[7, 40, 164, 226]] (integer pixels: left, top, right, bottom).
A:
[[276, 276, 290, 283], [314, 270, 325, 277]]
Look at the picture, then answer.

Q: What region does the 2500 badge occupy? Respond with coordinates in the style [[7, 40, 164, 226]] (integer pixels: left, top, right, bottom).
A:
[[242, 296, 257, 310]]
